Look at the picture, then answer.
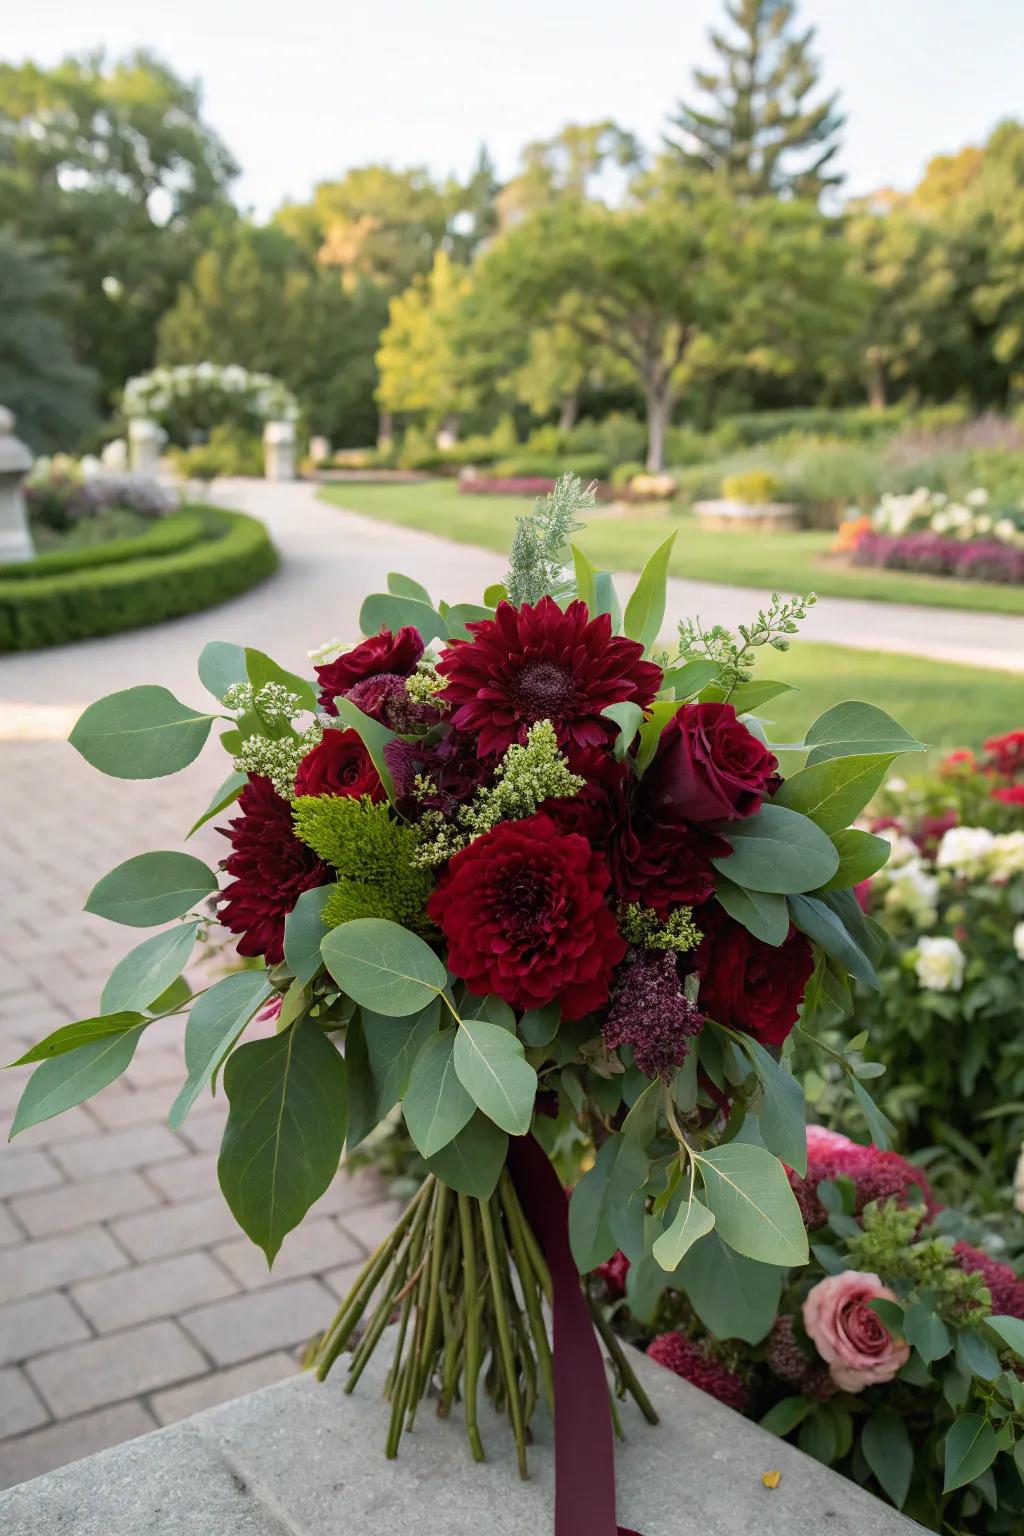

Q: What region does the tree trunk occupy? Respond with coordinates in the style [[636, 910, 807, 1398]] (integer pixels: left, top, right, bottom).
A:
[[558, 391, 579, 431], [377, 410, 394, 448], [865, 358, 887, 410], [645, 386, 672, 472]]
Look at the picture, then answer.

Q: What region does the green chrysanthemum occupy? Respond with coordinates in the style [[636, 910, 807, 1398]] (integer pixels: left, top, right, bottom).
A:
[[292, 794, 433, 933]]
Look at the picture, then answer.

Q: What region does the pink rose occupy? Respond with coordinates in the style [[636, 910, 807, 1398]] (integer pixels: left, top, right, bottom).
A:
[[802, 1271, 909, 1392]]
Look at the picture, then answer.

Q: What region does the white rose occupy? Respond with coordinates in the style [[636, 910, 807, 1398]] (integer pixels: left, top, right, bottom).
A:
[[936, 825, 995, 880], [878, 829, 921, 868], [966, 488, 989, 508], [914, 935, 965, 992], [1014, 922, 1024, 962], [991, 833, 1024, 883], [883, 861, 939, 926]]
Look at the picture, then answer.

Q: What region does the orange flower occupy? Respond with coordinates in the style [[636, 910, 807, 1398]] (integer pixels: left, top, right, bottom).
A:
[[832, 515, 872, 553]]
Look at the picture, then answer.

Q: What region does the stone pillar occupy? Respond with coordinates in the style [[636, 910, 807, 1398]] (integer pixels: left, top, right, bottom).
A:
[[128, 418, 166, 475], [264, 420, 296, 481], [308, 435, 331, 465], [0, 406, 35, 564]]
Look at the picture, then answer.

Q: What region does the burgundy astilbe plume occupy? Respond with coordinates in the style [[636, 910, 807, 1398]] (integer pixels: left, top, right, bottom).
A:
[[435, 597, 661, 759], [787, 1126, 935, 1231], [603, 949, 703, 1079], [953, 1242, 1024, 1319], [646, 1332, 749, 1412], [218, 777, 329, 964]]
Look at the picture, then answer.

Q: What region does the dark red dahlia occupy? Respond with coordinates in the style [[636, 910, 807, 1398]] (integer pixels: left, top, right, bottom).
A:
[[218, 777, 329, 963], [640, 702, 778, 825], [953, 1242, 1024, 1319], [384, 727, 491, 816], [614, 808, 729, 918], [690, 901, 813, 1047], [435, 597, 661, 759], [426, 813, 626, 1019], [603, 949, 703, 1078], [646, 1332, 749, 1412], [293, 728, 384, 801], [315, 627, 424, 715]]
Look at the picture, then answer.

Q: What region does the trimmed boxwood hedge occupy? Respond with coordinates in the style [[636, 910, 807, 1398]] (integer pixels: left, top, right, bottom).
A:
[[0, 507, 278, 652], [0, 510, 208, 582]]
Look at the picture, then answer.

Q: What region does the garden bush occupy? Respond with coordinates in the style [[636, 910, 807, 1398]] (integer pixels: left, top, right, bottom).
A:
[[0, 509, 207, 580], [492, 451, 611, 480], [0, 506, 278, 651], [170, 424, 264, 480], [720, 469, 785, 503]]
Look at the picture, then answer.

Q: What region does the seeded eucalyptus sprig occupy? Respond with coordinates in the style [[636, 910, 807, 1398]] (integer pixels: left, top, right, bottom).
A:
[[676, 590, 817, 691]]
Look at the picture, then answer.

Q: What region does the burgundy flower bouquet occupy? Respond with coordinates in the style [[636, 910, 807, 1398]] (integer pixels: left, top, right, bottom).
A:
[[10, 476, 923, 1530]]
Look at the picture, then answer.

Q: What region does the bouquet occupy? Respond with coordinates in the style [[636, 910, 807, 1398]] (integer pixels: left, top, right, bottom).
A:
[[10, 475, 924, 1528], [607, 1127, 1024, 1532]]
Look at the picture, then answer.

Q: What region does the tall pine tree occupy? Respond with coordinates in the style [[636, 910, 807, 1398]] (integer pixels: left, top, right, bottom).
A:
[[665, 0, 844, 202]]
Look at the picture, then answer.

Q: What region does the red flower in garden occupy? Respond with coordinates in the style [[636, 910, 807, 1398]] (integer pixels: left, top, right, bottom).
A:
[[293, 728, 384, 801], [639, 702, 778, 825], [940, 748, 977, 775], [983, 729, 1024, 777], [992, 784, 1024, 807], [315, 626, 424, 715], [435, 597, 661, 759], [646, 1333, 749, 1413], [690, 901, 813, 1046], [427, 813, 626, 1019], [218, 777, 329, 964], [595, 1249, 631, 1300], [787, 1126, 935, 1230]]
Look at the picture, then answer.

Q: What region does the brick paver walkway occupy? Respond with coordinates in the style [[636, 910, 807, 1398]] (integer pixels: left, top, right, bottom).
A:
[[1, 478, 1020, 1489]]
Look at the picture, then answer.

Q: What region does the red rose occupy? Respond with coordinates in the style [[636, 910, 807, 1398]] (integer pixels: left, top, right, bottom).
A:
[[992, 784, 1024, 807], [293, 728, 384, 801], [691, 901, 813, 1046], [614, 810, 729, 917], [315, 626, 424, 715], [435, 597, 661, 759], [218, 777, 329, 964], [427, 813, 626, 1019], [984, 729, 1024, 777], [641, 703, 777, 825]]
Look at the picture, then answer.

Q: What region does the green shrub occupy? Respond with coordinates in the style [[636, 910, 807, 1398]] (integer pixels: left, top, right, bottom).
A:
[[492, 452, 611, 480], [170, 424, 264, 480], [0, 510, 207, 581], [720, 469, 784, 504], [0, 507, 278, 652], [610, 460, 645, 489]]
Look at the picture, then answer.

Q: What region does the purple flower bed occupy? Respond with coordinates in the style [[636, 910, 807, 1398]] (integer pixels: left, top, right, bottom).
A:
[[853, 530, 1024, 584], [458, 475, 558, 496]]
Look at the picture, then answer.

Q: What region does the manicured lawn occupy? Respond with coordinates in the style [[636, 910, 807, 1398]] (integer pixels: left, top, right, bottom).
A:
[[319, 479, 1024, 616]]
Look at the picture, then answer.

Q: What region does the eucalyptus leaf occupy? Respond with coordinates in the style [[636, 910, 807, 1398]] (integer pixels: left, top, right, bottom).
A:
[[568, 1138, 619, 1273], [424, 1113, 508, 1199], [347, 999, 442, 1148], [660, 659, 719, 700], [403, 1029, 475, 1157], [819, 828, 891, 892], [985, 1314, 1024, 1358], [803, 701, 925, 767], [602, 701, 645, 761], [387, 572, 432, 604], [704, 679, 795, 714], [198, 640, 248, 702], [320, 918, 446, 1016], [188, 770, 247, 837], [675, 1230, 783, 1343], [331, 697, 398, 799], [218, 1019, 347, 1264], [168, 971, 273, 1130], [714, 876, 789, 947], [284, 886, 333, 985], [570, 544, 596, 610], [101, 922, 200, 1013], [652, 1187, 715, 1270], [591, 571, 622, 632], [453, 1018, 537, 1135], [904, 1301, 951, 1363], [9, 1012, 148, 1066], [244, 648, 318, 714], [623, 533, 675, 652], [711, 803, 839, 895], [739, 1036, 807, 1174], [85, 851, 217, 928], [11, 1025, 147, 1136], [695, 1142, 808, 1266], [519, 1002, 560, 1048], [773, 753, 897, 835], [445, 604, 495, 641], [70, 686, 217, 780], [359, 592, 447, 645], [942, 1414, 997, 1493], [788, 894, 878, 990]]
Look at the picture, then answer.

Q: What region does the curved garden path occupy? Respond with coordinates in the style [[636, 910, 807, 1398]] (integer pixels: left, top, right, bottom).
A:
[[0, 475, 1021, 1486]]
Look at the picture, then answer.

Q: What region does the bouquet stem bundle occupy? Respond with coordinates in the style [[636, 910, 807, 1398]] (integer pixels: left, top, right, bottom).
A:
[[312, 1171, 657, 1475]]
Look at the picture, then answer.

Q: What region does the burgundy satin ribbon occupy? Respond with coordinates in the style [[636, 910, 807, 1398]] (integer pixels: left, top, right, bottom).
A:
[[507, 1135, 641, 1536]]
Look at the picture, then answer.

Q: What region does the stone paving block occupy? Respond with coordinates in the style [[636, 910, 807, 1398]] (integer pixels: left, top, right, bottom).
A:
[[176, 1107, 227, 1153], [337, 1198, 405, 1254], [73, 1252, 237, 1333], [322, 1261, 367, 1302], [111, 1195, 240, 1261], [0, 1228, 127, 1303], [0, 1400, 156, 1490], [142, 1151, 217, 1203], [310, 1164, 388, 1216], [51, 1124, 184, 1180], [11, 1172, 158, 1237], [123, 1045, 186, 1090], [88, 1085, 178, 1132], [150, 1351, 297, 1426], [0, 1150, 61, 1200], [0, 1367, 48, 1437], [0, 1203, 22, 1246], [8, 1105, 99, 1148], [26, 1320, 207, 1419], [182, 1277, 335, 1365], [214, 1218, 362, 1290], [0, 1293, 90, 1368]]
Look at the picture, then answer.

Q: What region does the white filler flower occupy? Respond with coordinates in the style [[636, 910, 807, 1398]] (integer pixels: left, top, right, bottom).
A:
[[914, 935, 966, 993], [1014, 922, 1024, 963]]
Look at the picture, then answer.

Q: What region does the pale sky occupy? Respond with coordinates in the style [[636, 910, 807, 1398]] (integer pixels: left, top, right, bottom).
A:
[[7, 0, 1024, 217]]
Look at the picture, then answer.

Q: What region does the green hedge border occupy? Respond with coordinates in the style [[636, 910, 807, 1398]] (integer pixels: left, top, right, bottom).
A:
[[0, 507, 279, 652], [0, 509, 208, 582]]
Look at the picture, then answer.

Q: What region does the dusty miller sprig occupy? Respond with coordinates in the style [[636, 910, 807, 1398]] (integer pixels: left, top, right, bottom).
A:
[[505, 473, 596, 606]]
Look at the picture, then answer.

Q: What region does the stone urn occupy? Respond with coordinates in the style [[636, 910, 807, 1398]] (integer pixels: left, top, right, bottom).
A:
[[694, 498, 804, 533], [0, 405, 34, 563]]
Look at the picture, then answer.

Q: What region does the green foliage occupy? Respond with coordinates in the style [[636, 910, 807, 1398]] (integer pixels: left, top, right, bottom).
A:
[[0, 232, 98, 452], [711, 803, 841, 893], [292, 795, 433, 933], [0, 510, 206, 582], [0, 508, 278, 652], [85, 851, 217, 927], [721, 469, 784, 504], [619, 903, 702, 953], [505, 473, 595, 606], [11, 1023, 148, 1136], [169, 971, 272, 1129], [320, 917, 448, 1018], [100, 922, 200, 1012], [170, 424, 263, 480]]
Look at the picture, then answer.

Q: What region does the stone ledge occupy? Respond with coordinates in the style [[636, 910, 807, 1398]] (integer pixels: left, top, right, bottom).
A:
[[0, 1334, 923, 1535]]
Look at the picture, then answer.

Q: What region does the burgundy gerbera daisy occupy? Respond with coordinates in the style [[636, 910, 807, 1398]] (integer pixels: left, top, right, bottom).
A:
[[218, 777, 329, 964], [426, 812, 626, 1019], [435, 597, 662, 758]]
